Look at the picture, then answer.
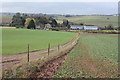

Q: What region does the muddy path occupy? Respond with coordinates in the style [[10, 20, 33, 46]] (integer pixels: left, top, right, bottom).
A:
[[2, 47, 54, 71], [30, 38, 78, 78], [31, 52, 69, 78]]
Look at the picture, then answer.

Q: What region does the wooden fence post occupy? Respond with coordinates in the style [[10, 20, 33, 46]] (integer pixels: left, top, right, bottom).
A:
[[58, 44, 60, 51], [48, 43, 50, 55], [27, 44, 29, 62]]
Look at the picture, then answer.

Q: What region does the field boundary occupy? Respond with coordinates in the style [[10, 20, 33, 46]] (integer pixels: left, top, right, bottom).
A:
[[30, 38, 78, 78], [2, 33, 78, 62], [29, 33, 80, 78], [68, 30, 120, 34]]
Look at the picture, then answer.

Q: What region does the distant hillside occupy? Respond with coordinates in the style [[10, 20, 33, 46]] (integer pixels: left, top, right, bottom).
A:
[[56, 15, 118, 27], [0, 12, 118, 28], [0, 12, 15, 15]]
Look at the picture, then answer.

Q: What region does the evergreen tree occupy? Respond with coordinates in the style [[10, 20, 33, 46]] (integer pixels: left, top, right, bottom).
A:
[[51, 19, 57, 27], [63, 19, 69, 26], [106, 24, 114, 30], [27, 20, 36, 29], [67, 24, 71, 29]]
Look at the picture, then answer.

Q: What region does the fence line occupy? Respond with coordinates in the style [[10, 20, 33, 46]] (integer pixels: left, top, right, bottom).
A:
[[27, 44, 29, 62], [45, 32, 80, 57], [6, 33, 80, 78]]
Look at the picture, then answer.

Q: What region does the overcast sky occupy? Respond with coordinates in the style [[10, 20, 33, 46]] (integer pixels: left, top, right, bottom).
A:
[[1, 2, 118, 15], [1, 0, 119, 2], [0, 0, 119, 15]]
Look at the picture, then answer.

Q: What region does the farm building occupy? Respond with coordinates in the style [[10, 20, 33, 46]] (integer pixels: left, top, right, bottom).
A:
[[70, 25, 99, 30], [84, 26, 99, 30], [70, 26, 84, 30], [36, 26, 40, 29], [44, 24, 52, 30]]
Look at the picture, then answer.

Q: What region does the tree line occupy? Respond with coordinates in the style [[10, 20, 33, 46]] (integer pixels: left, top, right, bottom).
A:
[[9, 13, 71, 29]]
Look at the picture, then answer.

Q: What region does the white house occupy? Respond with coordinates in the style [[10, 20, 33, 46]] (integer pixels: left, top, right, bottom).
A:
[[70, 25, 99, 30], [84, 26, 99, 30], [70, 26, 84, 30]]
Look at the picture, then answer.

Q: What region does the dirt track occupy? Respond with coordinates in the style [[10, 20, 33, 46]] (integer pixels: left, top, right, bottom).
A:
[[2, 49, 48, 70], [2, 37, 75, 71], [30, 40, 77, 78]]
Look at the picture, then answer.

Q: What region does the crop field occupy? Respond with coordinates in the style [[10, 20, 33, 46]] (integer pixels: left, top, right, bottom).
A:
[[53, 33, 118, 78], [56, 15, 118, 27], [2, 28, 76, 55]]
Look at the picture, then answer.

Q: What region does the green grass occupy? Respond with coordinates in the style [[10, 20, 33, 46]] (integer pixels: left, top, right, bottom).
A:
[[2, 28, 76, 55], [53, 34, 118, 78], [56, 15, 118, 27]]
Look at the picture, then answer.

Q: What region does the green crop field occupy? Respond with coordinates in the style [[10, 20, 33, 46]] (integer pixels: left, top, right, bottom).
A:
[[53, 34, 118, 78], [2, 28, 76, 55], [56, 15, 118, 27]]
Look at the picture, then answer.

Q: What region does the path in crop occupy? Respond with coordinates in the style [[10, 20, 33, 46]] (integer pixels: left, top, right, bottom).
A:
[[30, 33, 118, 78], [53, 33, 118, 78], [75, 43, 118, 77]]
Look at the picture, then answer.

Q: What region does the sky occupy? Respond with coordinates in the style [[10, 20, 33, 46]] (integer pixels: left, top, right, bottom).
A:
[[0, 0, 119, 15], [1, 0, 119, 2]]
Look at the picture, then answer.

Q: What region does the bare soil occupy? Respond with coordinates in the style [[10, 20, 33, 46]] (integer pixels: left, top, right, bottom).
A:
[[31, 52, 69, 78], [30, 40, 77, 78]]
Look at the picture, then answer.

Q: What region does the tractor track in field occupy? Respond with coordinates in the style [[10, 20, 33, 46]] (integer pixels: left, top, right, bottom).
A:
[[44, 33, 118, 78], [30, 34, 118, 78], [77, 34, 118, 78], [30, 38, 118, 78]]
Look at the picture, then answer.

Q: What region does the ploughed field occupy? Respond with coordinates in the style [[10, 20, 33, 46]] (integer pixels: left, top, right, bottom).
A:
[[53, 33, 118, 78], [2, 28, 76, 55]]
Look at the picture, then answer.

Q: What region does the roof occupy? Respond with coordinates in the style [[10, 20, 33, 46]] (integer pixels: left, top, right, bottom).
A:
[[84, 26, 98, 28], [71, 26, 84, 29]]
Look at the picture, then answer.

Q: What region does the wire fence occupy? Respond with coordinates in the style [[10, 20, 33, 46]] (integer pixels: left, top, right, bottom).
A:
[[3, 32, 80, 79]]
